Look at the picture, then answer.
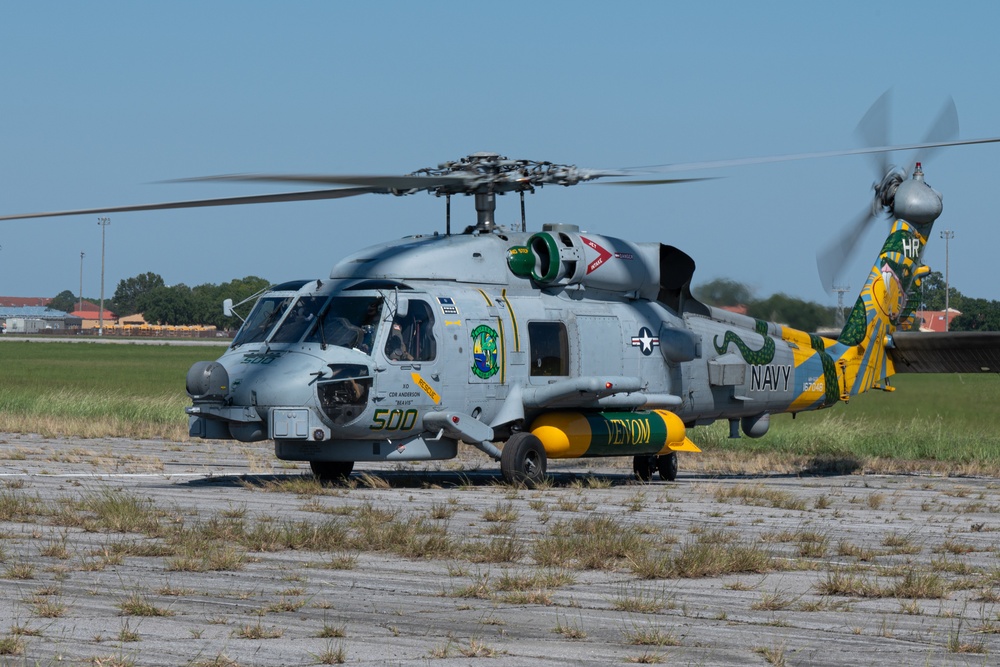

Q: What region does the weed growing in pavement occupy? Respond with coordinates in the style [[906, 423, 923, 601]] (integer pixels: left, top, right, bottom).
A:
[[0, 634, 26, 656], [466, 534, 523, 564], [551, 613, 587, 639], [312, 640, 347, 664], [533, 515, 652, 570], [117, 620, 141, 643], [667, 532, 775, 578], [881, 532, 921, 555], [751, 589, 796, 612], [714, 484, 807, 511], [482, 500, 519, 523], [752, 641, 788, 666], [621, 624, 681, 647], [612, 583, 668, 614], [232, 622, 284, 639], [118, 592, 174, 617], [30, 597, 66, 618], [317, 619, 347, 638], [624, 650, 666, 664], [816, 567, 950, 599], [4, 562, 34, 580]]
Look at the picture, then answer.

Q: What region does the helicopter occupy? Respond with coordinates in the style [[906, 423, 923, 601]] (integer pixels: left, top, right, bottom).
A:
[[4, 98, 1000, 486]]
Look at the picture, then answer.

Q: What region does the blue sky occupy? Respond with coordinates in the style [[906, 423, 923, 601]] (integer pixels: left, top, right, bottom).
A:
[[2, 1, 999, 307]]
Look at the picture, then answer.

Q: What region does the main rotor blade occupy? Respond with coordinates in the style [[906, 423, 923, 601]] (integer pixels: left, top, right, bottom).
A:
[[626, 136, 1000, 174], [0, 186, 378, 221], [596, 177, 717, 186], [171, 173, 472, 190]]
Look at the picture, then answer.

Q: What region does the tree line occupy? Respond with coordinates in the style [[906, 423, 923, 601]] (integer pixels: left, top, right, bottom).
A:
[[48, 273, 270, 330], [46, 270, 1000, 332], [693, 271, 1000, 332]]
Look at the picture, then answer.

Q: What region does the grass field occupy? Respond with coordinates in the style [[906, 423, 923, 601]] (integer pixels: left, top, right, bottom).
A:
[[0, 341, 226, 439], [1, 341, 998, 473], [701, 373, 1000, 466]]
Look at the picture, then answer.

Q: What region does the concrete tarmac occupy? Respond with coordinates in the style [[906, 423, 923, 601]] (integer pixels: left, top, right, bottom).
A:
[[1, 433, 998, 666]]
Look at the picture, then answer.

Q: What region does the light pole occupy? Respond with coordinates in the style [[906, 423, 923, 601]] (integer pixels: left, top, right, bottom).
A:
[[940, 229, 954, 331], [98, 217, 110, 335], [79, 252, 85, 312]]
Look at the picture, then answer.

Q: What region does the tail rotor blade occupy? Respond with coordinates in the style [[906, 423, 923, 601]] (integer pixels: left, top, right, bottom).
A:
[[856, 89, 893, 177], [910, 96, 959, 171], [817, 207, 876, 293]]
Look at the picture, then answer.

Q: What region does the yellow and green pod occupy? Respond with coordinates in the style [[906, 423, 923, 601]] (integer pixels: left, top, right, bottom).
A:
[[530, 410, 700, 459]]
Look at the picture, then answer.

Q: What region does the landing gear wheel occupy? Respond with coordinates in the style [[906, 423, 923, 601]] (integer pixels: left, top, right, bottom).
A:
[[309, 460, 355, 482], [633, 455, 656, 482], [657, 452, 678, 481], [500, 433, 547, 487]]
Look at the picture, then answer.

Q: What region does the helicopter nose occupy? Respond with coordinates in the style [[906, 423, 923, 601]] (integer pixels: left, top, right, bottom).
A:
[[186, 361, 229, 402]]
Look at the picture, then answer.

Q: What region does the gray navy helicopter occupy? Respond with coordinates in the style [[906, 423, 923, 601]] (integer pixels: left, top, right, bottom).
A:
[[4, 94, 1000, 486]]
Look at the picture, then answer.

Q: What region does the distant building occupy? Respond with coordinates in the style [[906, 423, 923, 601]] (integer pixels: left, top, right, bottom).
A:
[[70, 301, 117, 330], [0, 306, 82, 332], [0, 296, 51, 308], [912, 309, 961, 332]]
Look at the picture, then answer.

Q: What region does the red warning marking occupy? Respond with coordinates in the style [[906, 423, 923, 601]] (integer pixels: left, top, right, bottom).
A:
[[581, 236, 612, 274]]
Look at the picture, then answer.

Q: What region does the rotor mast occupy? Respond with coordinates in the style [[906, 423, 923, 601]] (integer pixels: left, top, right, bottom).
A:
[[475, 191, 497, 230]]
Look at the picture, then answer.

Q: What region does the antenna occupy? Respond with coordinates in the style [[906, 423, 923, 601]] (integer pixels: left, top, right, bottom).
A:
[[832, 284, 851, 329]]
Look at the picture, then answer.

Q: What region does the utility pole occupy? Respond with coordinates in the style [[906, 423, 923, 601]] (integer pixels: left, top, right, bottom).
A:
[[940, 229, 954, 332], [98, 217, 110, 335], [79, 252, 85, 312]]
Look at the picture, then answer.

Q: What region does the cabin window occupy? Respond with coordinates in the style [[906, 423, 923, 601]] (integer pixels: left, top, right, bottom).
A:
[[385, 300, 436, 362], [529, 322, 568, 376]]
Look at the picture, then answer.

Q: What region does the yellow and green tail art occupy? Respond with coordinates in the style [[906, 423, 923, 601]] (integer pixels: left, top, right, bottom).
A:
[[831, 219, 930, 397], [769, 218, 932, 417]]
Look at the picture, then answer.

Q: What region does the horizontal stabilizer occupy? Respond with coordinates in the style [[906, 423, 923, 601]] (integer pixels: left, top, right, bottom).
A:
[[889, 332, 1000, 373]]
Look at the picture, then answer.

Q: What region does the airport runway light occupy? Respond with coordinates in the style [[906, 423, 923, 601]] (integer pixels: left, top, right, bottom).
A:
[[98, 217, 110, 335]]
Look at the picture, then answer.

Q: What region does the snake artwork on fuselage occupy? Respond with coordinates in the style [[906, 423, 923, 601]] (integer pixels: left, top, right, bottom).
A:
[[713, 320, 776, 365]]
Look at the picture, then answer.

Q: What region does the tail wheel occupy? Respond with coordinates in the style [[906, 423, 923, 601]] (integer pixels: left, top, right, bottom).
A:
[[657, 452, 678, 481], [310, 460, 354, 482], [633, 455, 656, 482], [500, 433, 547, 487]]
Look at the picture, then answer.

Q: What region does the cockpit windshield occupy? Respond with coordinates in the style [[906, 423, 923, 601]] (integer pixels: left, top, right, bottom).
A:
[[231, 296, 294, 347], [270, 295, 325, 344], [305, 296, 384, 354]]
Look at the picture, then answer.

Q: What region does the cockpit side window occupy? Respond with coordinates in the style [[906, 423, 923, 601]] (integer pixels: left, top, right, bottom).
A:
[[384, 300, 436, 362], [232, 296, 293, 347], [305, 296, 383, 354]]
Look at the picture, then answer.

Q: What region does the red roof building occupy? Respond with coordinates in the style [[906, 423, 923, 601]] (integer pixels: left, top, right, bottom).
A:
[[0, 296, 51, 308], [913, 309, 961, 332], [71, 300, 116, 327]]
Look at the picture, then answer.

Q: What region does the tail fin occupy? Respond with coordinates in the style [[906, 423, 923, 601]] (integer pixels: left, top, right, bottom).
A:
[[833, 218, 933, 397]]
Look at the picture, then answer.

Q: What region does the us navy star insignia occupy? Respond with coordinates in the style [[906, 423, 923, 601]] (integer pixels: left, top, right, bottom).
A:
[[631, 327, 659, 356]]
